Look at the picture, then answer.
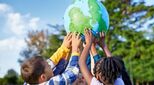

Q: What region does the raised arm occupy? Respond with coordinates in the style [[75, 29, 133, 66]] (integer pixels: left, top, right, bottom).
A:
[[49, 33, 81, 85], [47, 33, 72, 69], [97, 32, 112, 57], [79, 29, 94, 85], [50, 33, 72, 64]]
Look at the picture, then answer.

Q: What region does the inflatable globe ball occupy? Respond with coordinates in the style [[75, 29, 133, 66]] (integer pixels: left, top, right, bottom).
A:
[[64, 0, 109, 37]]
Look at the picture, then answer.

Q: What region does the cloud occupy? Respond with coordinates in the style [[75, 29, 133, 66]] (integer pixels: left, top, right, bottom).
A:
[[0, 3, 43, 77], [0, 37, 26, 77], [0, 37, 25, 51], [0, 3, 12, 14], [28, 17, 40, 30], [145, 0, 154, 6], [6, 13, 40, 36], [0, 3, 41, 36]]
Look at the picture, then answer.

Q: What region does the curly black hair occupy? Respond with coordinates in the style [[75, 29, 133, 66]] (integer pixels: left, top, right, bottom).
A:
[[93, 57, 122, 84]]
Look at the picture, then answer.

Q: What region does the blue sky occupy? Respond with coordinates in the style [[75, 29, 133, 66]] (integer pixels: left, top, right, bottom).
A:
[[0, 0, 72, 77], [0, 0, 154, 78]]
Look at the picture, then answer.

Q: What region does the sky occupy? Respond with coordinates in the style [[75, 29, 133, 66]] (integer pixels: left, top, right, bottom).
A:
[[0, 0, 72, 77], [0, 0, 154, 78]]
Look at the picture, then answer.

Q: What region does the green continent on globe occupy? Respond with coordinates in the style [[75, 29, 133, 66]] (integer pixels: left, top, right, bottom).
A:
[[88, 0, 107, 32], [69, 7, 91, 34]]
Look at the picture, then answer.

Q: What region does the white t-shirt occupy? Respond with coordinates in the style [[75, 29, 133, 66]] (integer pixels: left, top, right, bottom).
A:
[[90, 77, 104, 85], [90, 77, 124, 85]]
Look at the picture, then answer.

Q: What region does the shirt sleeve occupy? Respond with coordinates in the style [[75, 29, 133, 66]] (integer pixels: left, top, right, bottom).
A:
[[93, 54, 101, 64], [49, 45, 70, 66], [86, 54, 91, 70], [53, 59, 68, 76], [49, 53, 79, 85]]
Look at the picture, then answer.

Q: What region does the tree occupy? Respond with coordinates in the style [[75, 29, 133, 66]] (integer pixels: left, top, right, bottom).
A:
[[102, 0, 154, 84], [19, 24, 66, 60], [19, 30, 48, 63], [0, 69, 23, 85]]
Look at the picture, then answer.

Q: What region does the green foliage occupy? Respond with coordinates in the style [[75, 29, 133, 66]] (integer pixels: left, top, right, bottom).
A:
[[102, 0, 154, 84], [0, 69, 24, 85]]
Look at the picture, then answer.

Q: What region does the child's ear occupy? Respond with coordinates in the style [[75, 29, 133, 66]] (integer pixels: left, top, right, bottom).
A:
[[39, 74, 47, 82]]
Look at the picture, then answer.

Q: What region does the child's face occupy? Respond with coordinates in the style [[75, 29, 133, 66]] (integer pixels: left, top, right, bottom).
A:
[[43, 60, 54, 80]]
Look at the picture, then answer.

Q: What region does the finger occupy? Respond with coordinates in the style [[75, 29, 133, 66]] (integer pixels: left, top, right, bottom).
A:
[[89, 30, 92, 36], [67, 33, 72, 40], [79, 36, 82, 41], [74, 32, 77, 38], [68, 38, 72, 43], [99, 32, 102, 37], [87, 29, 90, 36], [77, 33, 80, 39], [73, 32, 76, 38], [85, 29, 89, 35], [66, 32, 71, 38], [102, 32, 105, 37], [84, 28, 87, 34]]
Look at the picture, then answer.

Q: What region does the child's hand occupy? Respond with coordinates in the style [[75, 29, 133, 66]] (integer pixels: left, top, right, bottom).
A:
[[62, 33, 72, 49], [72, 33, 81, 53], [91, 37, 97, 47], [90, 39, 97, 56], [97, 32, 105, 47], [84, 29, 94, 45]]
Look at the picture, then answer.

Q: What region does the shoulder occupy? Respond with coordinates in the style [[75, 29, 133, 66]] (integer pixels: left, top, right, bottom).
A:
[[114, 77, 125, 85]]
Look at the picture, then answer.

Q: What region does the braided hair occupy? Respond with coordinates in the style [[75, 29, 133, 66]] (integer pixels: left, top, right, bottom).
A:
[[93, 57, 122, 84], [113, 57, 132, 85]]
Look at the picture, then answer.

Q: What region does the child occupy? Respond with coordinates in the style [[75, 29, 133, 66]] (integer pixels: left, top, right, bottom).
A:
[[21, 33, 81, 85], [93, 32, 132, 85], [79, 29, 124, 85]]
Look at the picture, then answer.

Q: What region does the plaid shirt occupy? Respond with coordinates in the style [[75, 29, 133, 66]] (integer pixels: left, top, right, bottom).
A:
[[24, 55, 79, 85], [86, 54, 101, 70], [43, 55, 79, 85]]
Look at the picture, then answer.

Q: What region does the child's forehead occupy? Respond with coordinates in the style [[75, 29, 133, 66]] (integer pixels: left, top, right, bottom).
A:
[[39, 59, 48, 66], [44, 60, 49, 65]]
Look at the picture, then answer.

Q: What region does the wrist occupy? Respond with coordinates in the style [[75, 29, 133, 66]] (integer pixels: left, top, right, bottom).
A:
[[72, 47, 78, 53], [61, 44, 71, 52], [100, 42, 106, 48], [71, 52, 80, 56], [85, 43, 91, 50], [62, 42, 71, 49], [86, 42, 92, 46]]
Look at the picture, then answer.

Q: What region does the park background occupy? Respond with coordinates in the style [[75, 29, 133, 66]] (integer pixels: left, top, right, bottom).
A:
[[0, 0, 154, 85]]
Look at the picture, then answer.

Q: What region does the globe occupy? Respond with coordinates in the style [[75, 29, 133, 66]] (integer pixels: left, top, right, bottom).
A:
[[64, 0, 109, 36]]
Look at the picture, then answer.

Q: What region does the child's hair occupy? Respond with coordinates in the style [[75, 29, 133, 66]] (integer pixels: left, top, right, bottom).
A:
[[21, 56, 45, 84], [113, 57, 132, 85], [93, 57, 122, 84]]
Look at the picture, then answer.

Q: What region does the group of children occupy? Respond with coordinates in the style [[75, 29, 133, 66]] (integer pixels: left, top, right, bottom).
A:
[[21, 29, 132, 85]]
